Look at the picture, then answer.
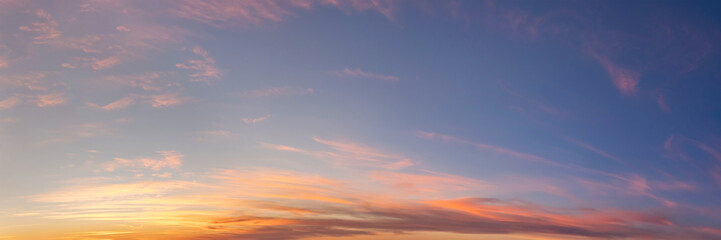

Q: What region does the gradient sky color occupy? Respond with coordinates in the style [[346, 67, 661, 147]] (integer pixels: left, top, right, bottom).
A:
[[2, 0, 721, 239]]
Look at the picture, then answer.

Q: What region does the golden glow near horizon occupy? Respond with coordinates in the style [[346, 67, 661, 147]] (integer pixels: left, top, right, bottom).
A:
[[2, 0, 721, 239]]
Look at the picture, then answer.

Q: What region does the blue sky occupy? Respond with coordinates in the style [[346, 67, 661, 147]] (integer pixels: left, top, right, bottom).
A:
[[2, 0, 721, 239]]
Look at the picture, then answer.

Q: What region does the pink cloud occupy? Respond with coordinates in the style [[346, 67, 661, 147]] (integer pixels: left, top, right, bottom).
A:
[[197, 130, 235, 142], [332, 67, 400, 81], [658, 94, 671, 113], [0, 95, 23, 110], [87, 95, 136, 111], [102, 72, 170, 91], [176, 46, 222, 83], [313, 137, 415, 169], [577, 174, 679, 207], [589, 51, 640, 95], [169, 0, 398, 28], [242, 115, 271, 124], [65, 56, 121, 70], [262, 137, 415, 169], [238, 86, 313, 98], [417, 130, 565, 167], [115, 26, 130, 32], [32, 92, 67, 107], [19, 9, 61, 42], [39, 122, 115, 145], [100, 150, 184, 172], [562, 136, 624, 164], [260, 142, 309, 154], [147, 92, 191, 108], [368, 170, 486, 194], [0, 72, 59, 91]]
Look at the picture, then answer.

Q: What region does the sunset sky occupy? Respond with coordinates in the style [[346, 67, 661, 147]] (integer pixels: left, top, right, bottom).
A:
[[2, 0, 721, 239]]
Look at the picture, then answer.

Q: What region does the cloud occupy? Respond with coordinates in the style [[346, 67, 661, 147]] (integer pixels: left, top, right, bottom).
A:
[[99, 150, 184, 172], [176, 46, 222, 83], [331, 67, 400, 81], [417, 131, 565, 167], [261, 137, 415, 169], [313, 137, 415, 169], [576, 174, 679, 207], [197, 130, 235, 142], [260, 142, 309, 153], [87, 95, 136, 111], [86, 92, 192, 110], [238, 86, 314, 98], [147, 92, 192, 108], [588, 52, 640, 95], [242, 115, 271, 123], [24, 166, 721, 240], [0, 95, 23, 110], [168, 0, 398, 28], [368, 170, 486, 194], [64, 56, 122, 70], [19, 9, 61, 42], [0, 72, 60, 91], [561, 136, 624, 164], [31, 92, 68, 107], [39, 122, 114, 144], [102, 72, 171, 91], [657, 94, 671, 113]]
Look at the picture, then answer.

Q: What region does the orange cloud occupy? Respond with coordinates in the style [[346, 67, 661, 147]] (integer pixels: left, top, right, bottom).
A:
[[18, 164, 721, 240]]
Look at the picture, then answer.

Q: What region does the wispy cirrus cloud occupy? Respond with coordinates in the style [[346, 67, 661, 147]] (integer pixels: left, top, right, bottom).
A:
[[0, 72, 62, 92], [561, 136, 624, 164], [87, 95, 136, 111], [102, 72, 174, 91], [87, 92, 193, 110], [331, 67, 400, 81], [19, 9, 61, 42], [98, 150, 184, 172], [589, 51, 640, 95], [148, 92, 193, 108], [262, 137, 415, 169], [168, 0, 399, 28], [238, 86, 314, 98], [31, 92, 67, 107], [242, 114, 271, 124], [63, 56, 121, 70], [39, 122, 114, 145], [196, 130, 235, 142], [0, 95, 23, 110], [417, 130, 565, 167], [176, 46, 222, 83]]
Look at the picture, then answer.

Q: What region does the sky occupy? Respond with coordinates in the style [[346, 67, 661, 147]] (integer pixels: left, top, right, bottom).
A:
[[1, 0, 721, 239]]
